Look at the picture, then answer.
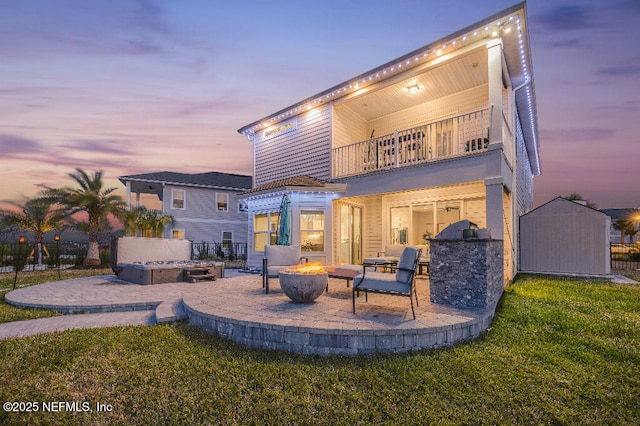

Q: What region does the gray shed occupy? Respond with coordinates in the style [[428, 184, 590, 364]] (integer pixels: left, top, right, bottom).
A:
[[519, 197, 611, 275]]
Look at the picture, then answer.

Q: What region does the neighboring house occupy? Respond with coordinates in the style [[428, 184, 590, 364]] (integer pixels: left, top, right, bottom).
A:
[[600, 208, 640, 243], [118, 171, 252, 244], [238, 2, 540, 281]]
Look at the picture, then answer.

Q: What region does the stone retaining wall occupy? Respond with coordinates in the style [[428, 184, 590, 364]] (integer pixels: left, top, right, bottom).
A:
[[429, 239, 504, 308], [185, 304, 496, 356]]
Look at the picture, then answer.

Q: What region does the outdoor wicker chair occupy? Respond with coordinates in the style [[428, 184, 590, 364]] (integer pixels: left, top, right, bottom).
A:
[[352, 246, 422, 319]]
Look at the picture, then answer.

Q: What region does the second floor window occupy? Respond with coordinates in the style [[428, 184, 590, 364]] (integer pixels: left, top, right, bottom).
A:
[[217, 193, 228, 211], [172, 189, 185, 209]]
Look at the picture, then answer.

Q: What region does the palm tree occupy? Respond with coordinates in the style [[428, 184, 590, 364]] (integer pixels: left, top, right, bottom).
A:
[[0, 197, 64, 266], [612, 219, 631, 245], [124, 206, 175, 238], [44, 169, 126, 266]]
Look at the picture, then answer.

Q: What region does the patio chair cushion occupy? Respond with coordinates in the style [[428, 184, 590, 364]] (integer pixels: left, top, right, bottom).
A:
[[354, 276, 411, 295], [264, 245, 302, 266], [395, 246, 421, 283]]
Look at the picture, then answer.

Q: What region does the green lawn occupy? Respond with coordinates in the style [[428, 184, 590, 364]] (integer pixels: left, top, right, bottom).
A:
[[0, 273, 638, 424]]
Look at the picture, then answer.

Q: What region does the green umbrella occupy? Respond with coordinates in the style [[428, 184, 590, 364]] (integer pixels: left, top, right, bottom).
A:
[[276, 195, 291, 245]]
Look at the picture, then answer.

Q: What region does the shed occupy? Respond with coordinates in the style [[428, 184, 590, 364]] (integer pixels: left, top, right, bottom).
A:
[[519, 197, 611, 275]]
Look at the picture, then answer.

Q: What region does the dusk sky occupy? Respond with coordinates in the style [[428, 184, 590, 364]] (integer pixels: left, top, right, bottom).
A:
[[1, 0, 638, 211]]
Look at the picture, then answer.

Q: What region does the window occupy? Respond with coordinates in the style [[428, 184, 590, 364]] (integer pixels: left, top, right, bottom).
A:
[[238, 201, 248, 213], [300, 211, 324, 252], [172, 189, 185, 209], [217, 193, 228, 211], [253, 212, 279, 252], [172, 229, 185, 239], [222, 231, 233, 249]]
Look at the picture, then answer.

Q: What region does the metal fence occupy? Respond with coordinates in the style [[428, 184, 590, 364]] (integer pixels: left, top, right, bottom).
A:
[[0, 241, 94, 272], [1, 240, 248, 272], [611, 243, 640, 270], [192, 242, 247, 262]]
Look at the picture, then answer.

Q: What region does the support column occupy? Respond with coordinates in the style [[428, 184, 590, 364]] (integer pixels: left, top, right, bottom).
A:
[[125, 181, 132, 208], [487, 39, 503, 144], [485, 177, 504, 241]]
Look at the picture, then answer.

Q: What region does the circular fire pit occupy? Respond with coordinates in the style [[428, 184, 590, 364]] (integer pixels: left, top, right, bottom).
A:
[[279, 267, 328, 303]]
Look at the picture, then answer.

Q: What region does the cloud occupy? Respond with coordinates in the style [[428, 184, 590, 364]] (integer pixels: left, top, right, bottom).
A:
[[540, 128, 616, 143], [599, 100, 640, 113], [540, 38, 589, 49], [60, 140, 135, 157], [534, 5, 595, 31], [598, 57, 640, 77], [0, 0, 172, 57], [616, 0, 640, 14], [0, 134, 44, 156]]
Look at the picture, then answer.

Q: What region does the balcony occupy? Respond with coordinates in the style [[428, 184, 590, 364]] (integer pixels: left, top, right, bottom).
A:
[[332, 109, 490, 179]]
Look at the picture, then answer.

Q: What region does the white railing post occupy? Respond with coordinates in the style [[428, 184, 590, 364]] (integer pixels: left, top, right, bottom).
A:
[[394, 129, 399, 167]]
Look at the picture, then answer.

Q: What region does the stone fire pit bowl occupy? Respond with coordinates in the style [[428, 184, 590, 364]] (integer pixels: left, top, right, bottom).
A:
[[278, 270, 328, 303]]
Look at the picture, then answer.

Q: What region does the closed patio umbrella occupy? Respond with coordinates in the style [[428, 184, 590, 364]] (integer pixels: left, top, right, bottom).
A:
[[276, 194, 291, 245]]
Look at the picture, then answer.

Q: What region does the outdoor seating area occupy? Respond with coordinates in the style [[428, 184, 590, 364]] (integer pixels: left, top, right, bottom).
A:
[[364, 244, 430, 275], [354, 247, 422, 319], [183, 270, 496, 355]]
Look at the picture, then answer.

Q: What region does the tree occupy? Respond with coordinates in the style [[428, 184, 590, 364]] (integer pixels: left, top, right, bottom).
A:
[[612, 219, 632, 245], [124, 206, 175, 238], [0, 197, 64, 266], [565, 193, 598, 209], [44, 169, 126, 266]]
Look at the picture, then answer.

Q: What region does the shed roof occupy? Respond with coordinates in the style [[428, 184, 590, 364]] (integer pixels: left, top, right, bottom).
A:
[[523, 197, 608, 218]]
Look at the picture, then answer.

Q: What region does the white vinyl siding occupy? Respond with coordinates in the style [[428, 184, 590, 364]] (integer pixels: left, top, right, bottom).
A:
[[515, 110, 534, 216], [253, 105, 332, 187], [163, 186, 248, 243]]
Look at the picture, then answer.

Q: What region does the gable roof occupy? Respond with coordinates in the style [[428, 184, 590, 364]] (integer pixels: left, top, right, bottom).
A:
[[237, 2, 539, 174], [119, 171, 252, 191], [522, 197, 607, 218], [241, 175, 347, 196]]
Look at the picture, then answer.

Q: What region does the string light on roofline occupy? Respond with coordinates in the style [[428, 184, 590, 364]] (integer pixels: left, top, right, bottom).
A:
[[246, 13, 534, 135]]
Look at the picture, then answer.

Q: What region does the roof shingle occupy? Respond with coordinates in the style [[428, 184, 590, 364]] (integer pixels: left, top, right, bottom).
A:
[[119, 171, 252, 190]]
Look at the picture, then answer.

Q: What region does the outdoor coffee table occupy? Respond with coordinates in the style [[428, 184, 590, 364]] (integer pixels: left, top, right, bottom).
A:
[[362, 258, 397, 273], [327, 267, 361, 289]]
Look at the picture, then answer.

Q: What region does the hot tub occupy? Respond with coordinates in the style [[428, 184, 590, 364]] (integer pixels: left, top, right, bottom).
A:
[[116, 260, 224, 285]]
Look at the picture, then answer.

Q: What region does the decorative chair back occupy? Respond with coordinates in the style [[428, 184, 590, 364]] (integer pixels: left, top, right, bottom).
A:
[[395, 246, 421, 283]]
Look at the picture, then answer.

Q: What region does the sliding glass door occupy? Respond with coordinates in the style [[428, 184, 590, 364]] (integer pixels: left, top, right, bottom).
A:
[[339, 204, 362, 265]]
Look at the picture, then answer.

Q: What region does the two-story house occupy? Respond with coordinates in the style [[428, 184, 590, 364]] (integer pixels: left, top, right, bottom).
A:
[[119, 171, 252, 245], [238, 2, 540, 281]]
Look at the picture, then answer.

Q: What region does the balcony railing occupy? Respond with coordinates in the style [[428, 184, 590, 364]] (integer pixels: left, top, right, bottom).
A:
[[332, 109, 490, 178]]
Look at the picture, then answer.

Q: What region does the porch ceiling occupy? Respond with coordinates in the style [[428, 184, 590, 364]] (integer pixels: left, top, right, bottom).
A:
[[337, 47, 488, 122]]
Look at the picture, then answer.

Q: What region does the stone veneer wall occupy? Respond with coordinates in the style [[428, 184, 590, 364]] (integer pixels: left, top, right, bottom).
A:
[[429, 239, 504, 308]]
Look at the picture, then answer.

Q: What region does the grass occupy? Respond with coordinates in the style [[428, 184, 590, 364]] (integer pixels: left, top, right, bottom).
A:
[[0, 273, 639, 424]]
